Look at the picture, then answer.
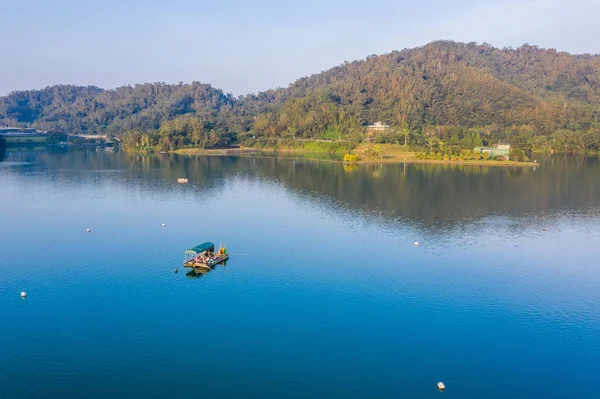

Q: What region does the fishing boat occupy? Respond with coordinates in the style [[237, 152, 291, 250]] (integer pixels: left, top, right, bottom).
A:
[[183, 242, 229, 268]]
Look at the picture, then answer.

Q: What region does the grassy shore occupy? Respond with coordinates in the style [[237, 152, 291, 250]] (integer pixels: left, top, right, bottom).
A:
[[173, 147, 260, 155], [174, 143, 539, 167], [174, 141, 349, 155], [348, 144, 538, 167]]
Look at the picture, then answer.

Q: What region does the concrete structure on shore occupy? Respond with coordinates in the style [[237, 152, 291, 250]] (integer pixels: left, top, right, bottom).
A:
[[0, 128, 48, 145], [0, 127, 47, 137], [474, 143, 510, 159]]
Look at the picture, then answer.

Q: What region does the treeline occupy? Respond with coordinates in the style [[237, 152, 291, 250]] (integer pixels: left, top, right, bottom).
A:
[[121, 116, 238, 152], [241, 41, 600, 153], [1, 41, 600, 152], [0, 83, 250, 147], [369, 124, 600, 154], [414, 149, 529, 162]]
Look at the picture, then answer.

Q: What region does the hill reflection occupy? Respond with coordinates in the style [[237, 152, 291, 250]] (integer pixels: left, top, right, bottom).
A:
[[4, 149, 600, 229]]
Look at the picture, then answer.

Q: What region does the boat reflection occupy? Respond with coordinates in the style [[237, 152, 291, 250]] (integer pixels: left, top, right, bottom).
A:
[[185, 261, 227, 279], [185, 268, 211, 279]]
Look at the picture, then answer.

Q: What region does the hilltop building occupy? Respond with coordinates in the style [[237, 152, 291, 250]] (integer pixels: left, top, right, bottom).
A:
[[365, 121, 390, 141], [366, 121, 390, 131]]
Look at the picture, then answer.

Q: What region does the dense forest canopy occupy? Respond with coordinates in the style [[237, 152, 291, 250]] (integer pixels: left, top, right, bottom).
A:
[[1, 41, 599, 152]]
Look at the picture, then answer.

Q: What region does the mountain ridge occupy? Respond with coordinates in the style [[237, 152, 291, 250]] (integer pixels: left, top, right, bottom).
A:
[[1, 41, 599, 152]]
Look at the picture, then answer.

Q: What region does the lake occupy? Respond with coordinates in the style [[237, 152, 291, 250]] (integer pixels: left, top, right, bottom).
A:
[[1, 148, 599, 398]]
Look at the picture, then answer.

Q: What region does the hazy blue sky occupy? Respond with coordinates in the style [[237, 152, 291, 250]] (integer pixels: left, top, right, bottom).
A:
[[1, 0, 599, 95]]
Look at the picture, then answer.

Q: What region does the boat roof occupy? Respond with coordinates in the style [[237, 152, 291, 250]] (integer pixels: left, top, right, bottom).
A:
[[185, 242, 215, 254]]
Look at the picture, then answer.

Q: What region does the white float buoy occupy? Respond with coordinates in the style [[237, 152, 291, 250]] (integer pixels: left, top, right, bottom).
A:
[[174, 268, 178, 273], [414, 241, 419, 247], [437, 382, 446, 391], [86, 229, 91, 233], [20, 291, 27, 299], [162, 223, 166, 227]]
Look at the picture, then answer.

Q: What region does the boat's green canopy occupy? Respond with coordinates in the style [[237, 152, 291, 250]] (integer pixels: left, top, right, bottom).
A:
[[185, 242, 215, 254]]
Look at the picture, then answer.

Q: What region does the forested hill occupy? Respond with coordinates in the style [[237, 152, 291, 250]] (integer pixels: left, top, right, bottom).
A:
[[246, 42, 600, 142], [0, 83, 248, 136], [1, 41, 600, 151]]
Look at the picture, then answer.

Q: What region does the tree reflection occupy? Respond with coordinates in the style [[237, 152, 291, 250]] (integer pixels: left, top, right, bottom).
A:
[[4, 149, 600, 230]]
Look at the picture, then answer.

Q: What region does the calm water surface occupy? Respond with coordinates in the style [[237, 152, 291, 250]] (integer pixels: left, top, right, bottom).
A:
[[1, 149, 600, 398]]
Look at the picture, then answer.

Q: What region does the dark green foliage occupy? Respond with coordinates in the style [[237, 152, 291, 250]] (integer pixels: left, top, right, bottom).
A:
[[45, 133, 68, 144], [509, 148, 528, 162], [0, 83, 248, 140]]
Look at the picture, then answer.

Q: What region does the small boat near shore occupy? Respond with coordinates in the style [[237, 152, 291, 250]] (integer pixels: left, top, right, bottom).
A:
[[184, 242, 228, 268]]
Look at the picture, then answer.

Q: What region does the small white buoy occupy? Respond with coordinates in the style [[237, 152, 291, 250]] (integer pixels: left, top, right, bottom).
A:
[[20, 291, 27, 299], [414, 241, 419, 247], [86, 228, 91, 233], [174, 268, 178, 273], [162, 223, 166, 227], [437, 382, 446, 391]]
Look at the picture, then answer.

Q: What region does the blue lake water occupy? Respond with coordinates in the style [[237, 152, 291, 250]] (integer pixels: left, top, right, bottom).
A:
[[1, 148, 600, 398]]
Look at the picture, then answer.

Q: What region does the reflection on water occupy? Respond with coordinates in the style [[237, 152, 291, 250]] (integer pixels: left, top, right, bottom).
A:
[[2, 148, 600, 399], [186, 268, 209, 279], [185, 262, 227, 279], [4, 149, 599, 230]]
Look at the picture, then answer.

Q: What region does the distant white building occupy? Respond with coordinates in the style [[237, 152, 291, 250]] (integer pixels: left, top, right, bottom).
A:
[[474, 143, 511, 159], [366, 121, 390, 131], [0, 127, 48, 137]]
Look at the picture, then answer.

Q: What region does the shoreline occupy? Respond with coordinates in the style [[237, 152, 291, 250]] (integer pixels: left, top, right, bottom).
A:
[[173, 148, 261, 156], [350, 158, 539, 167], [173, 146, 539, 167]]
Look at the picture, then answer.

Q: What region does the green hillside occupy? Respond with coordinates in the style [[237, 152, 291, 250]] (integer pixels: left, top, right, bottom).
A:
[[1, 41, 599, 152]]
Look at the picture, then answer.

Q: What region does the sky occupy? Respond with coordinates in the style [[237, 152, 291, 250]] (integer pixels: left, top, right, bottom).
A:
[[1, 0, 600, 96]]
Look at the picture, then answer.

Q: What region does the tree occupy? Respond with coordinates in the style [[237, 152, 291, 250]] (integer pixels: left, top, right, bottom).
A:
[[343, 153, 360, 162], [207, 131, 221, 148], [401, 127, 410, 147], [473, 132, 483, 147], [531, 135, 552, 152], [460, 136, 474, 150], [365, 144, 384, 159], [509, 148, 526, 162], [191, 130, 202, 146]]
